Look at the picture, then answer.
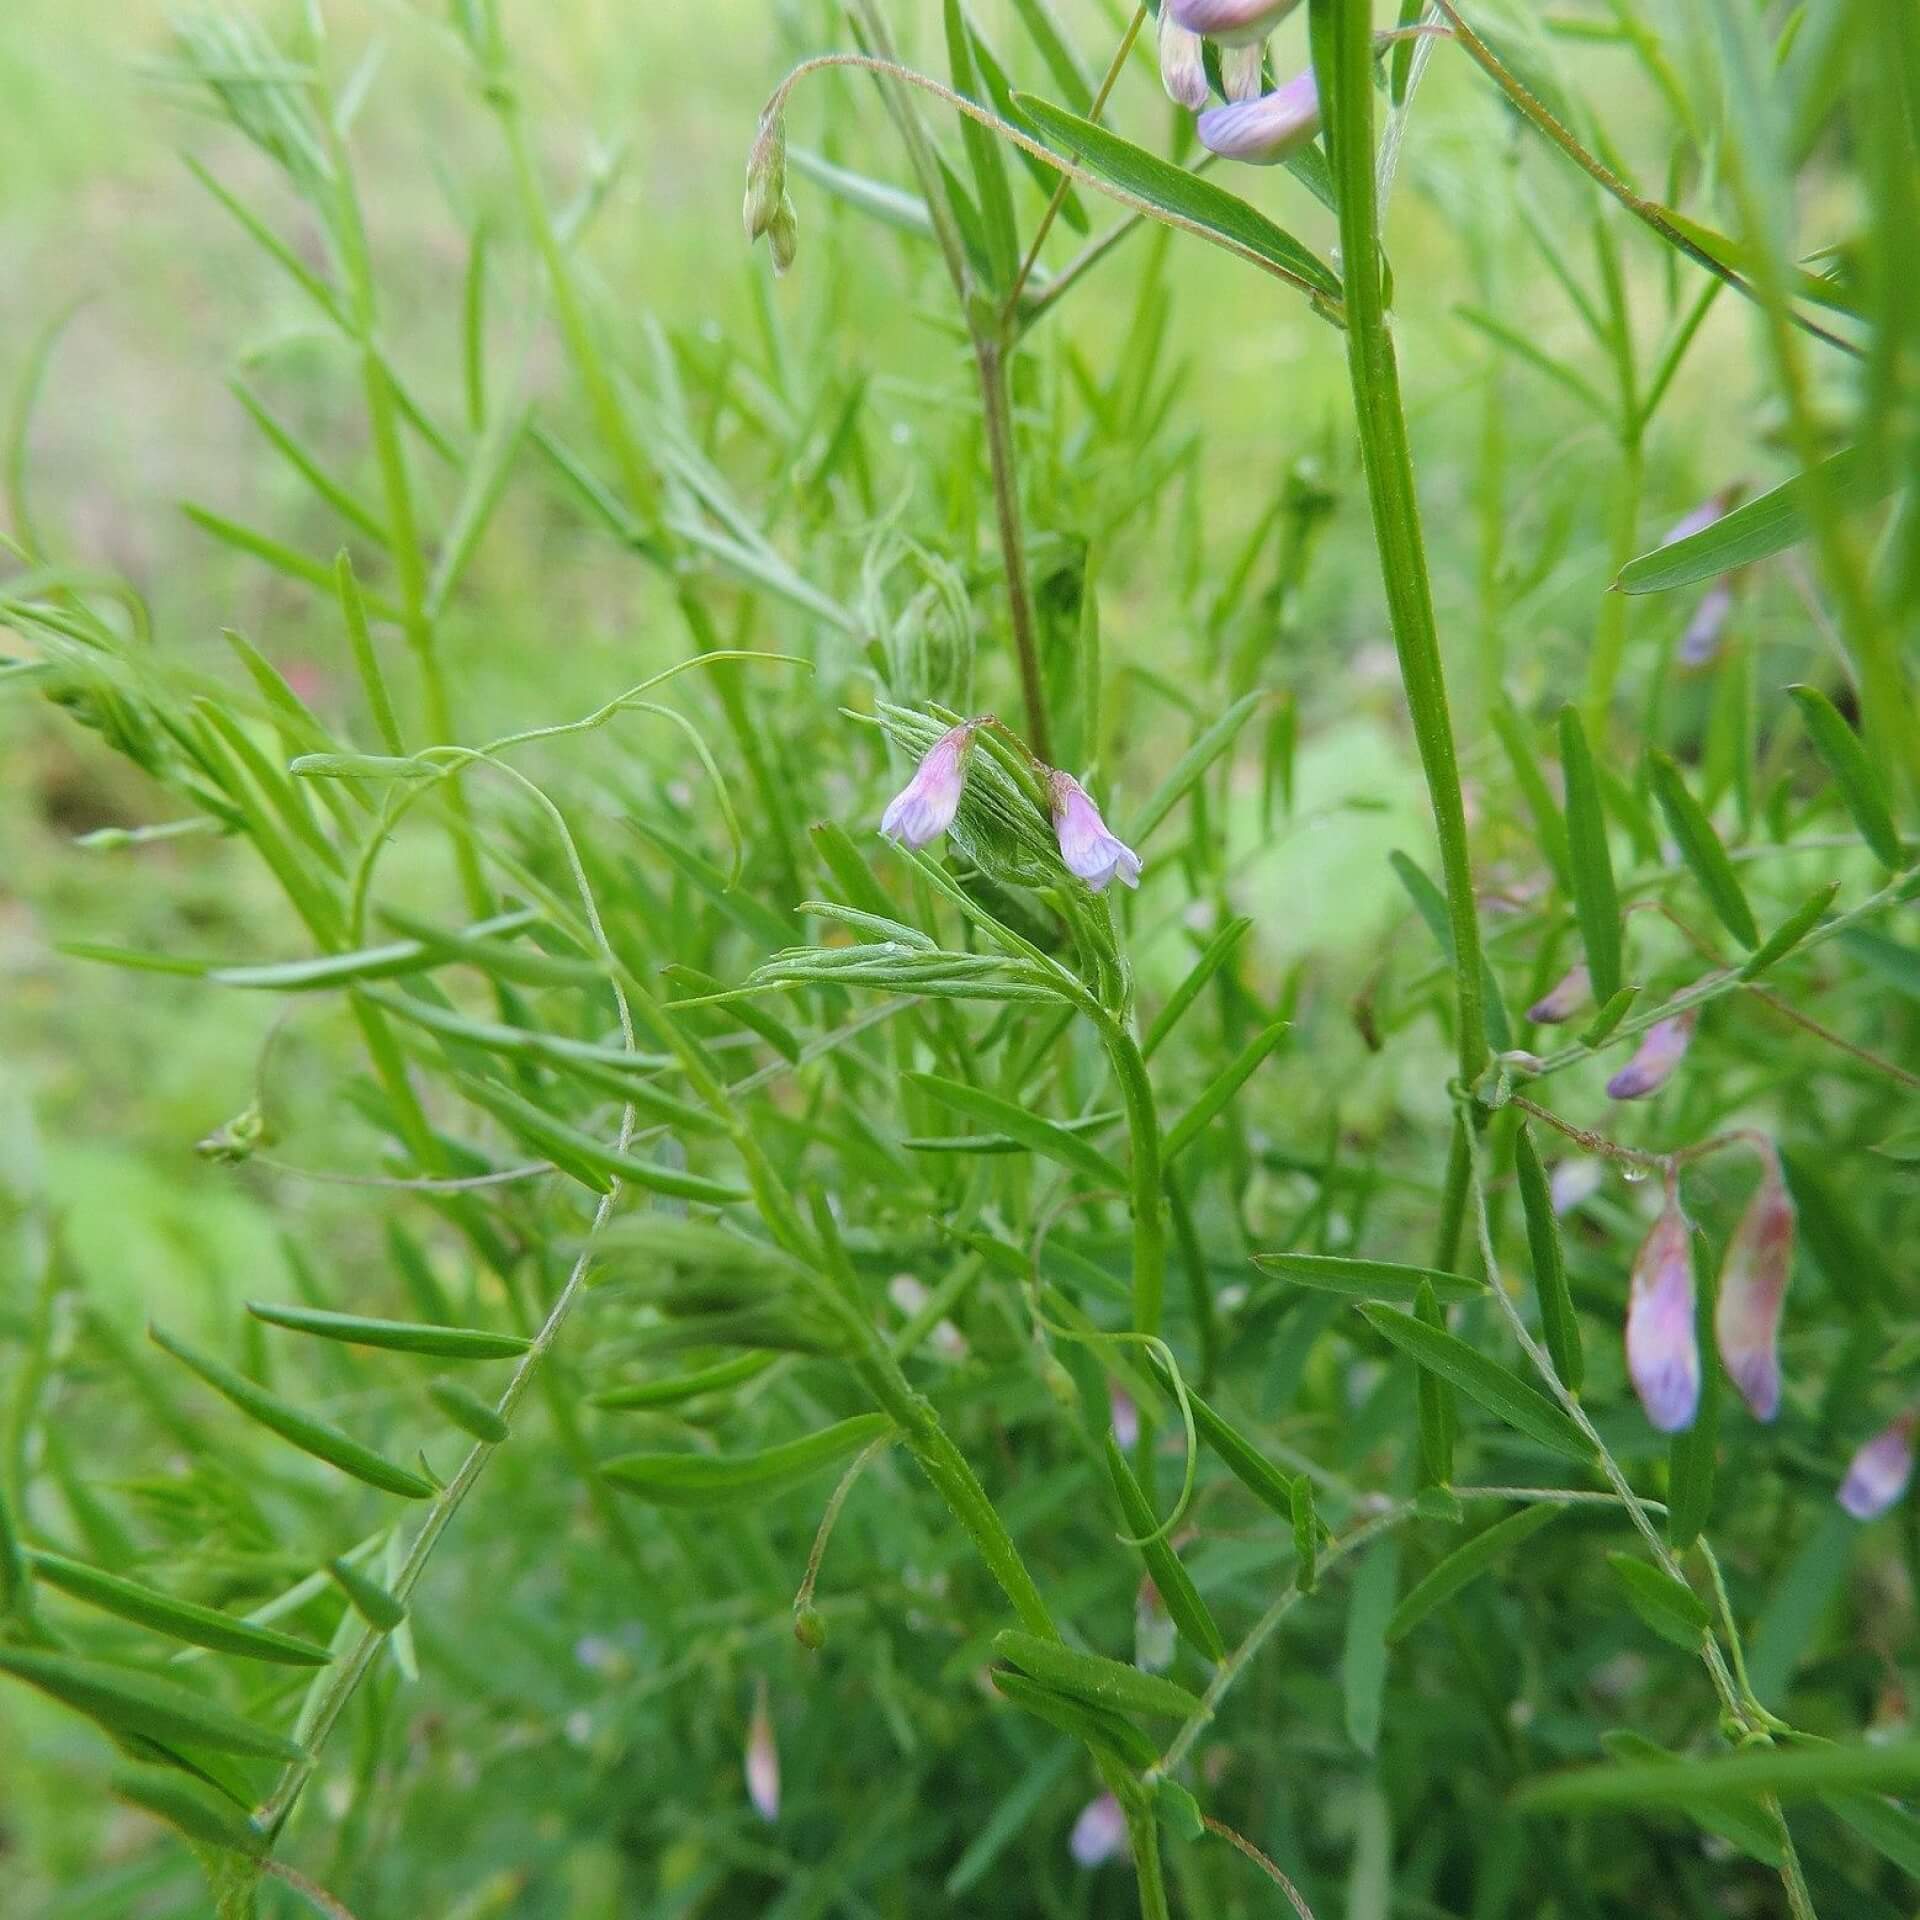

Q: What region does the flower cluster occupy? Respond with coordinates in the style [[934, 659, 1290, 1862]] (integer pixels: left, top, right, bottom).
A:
[[877, 720, 1143, 894], [1158, 0, 1322, 166]]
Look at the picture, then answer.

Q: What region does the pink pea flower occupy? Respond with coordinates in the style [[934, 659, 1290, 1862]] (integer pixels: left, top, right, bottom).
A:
[[1527, 963, 1591, 1025], [1838, 1414, 1917, 1521], [1049, 771, 1142, 893], [1626, 1199, 1699, 1433], [744, 1680, 779, 1822], [1157, 13, 1210, 110], [1069, 1792, 1129, 1868], [1167, 0, 1303, 47], [1606, 1008, 1698, 1101], [1714, 1163, 1795, 1421], [879, 722, 975, 851], [1196, 72, 1321, 165]]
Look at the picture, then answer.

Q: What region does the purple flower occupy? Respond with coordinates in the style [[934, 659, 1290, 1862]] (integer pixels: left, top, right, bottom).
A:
[[1157, 13, 1209, 110], [1714, 1164, 1795, 1421], [1838, 1415, 1917, 1521], [1527, 963, 1591, 1025], [1167, 0, 1303, 46], [1196, 72, 1322, 165], [1626, 1200, 1699, 1433], [1606, 1008, 1698, 1101], [880, 722, 975, 851], [1069, 1792, 1128, 1868], [744, 1681, 779, 1821], [1678, 580, 1735, 668], [1049, 771, 1142, 892]]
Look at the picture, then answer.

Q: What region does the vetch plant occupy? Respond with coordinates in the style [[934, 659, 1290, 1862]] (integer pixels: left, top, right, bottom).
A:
[[3, 1, 1920, 1917]]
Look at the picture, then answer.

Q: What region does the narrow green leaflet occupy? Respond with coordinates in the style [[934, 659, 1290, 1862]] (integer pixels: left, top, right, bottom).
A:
[[111, 1766, 268, 1859], [1012, 95, 1343, 303], [904, 1072, 1126, 1186], [1143, 915, 1253, 1060], [1558, 707, 1622, 1001], [149, 1324, 433, 1499], [1823, 1790, 1920, 1879], [245, 1301, 529, 1360], [1358, 1305, 1593, 1462], [945, 0, 1019, 291], [0, 1648, 306, 1761], [1647, 753, 1758, 947], [991, 1669, 1158, 1770], [1387, 1503, 1566, 1642], [603, 1413, 891, 1508], [1128, 690, 1266, 845], [1162, 1022, 1289, 1164], [328, 1557, 408, 1631], [1104, 1436, 1226, 1662], [1515, 1740, 1920, 1812], [591, 1354, 776, 1410], [1514, 1125, 1583, 1392], [1606, 1553, 1710, 1649], [1597, 1733, 1784, 1867], [26, 1550, 331, 1666], [1578, 984, 1640, 1046], [1389, 850, 1513, 1051], [207, 908, 542, 991], [1414, 1279, 1456, 1489], [1617, 447, 1890, 593], [1250, 1252, 1484, 1303], [1489, 696, 1573, 891], [1788, 684, 1905, 867], [428, 1378, 510, 1443], [1343, 1539, 1400, 1756], [992, 1630, 1202, 1719], [1186, 1389, 1297, 1521], [1292, 1478, 1319, 1592]]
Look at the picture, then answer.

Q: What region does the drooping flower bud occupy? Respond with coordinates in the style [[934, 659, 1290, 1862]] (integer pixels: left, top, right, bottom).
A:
[[1048, 770, 1142, 892], [1838, 1414, 1917, 1521], [743, 108, 788, 241], [1069, 1792, 1128, 1868], [767, 195, 799, 277], [1167, 0, 1304, 47], [1714, 1161, 1795, 1421], [1157, 13, 1210, 110], [1677, 580, 1735, 669], [1606, 1008, 1698, 1101], [1625, 1198, 1699, 1433], [744, 1680, 780, 1821], [1196, 71, 1322, 165], [1218, 41, 1265, 102], [1527, 964, 1591, 1026], [880, 722, 976, 850]]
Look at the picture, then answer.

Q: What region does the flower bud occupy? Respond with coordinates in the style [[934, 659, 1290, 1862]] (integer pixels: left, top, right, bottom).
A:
[[742, 108, 788, 241], [768, 195, 799, 277], [1218, 41, 1265, 102], [1167, 0, 1304, 47], [1069, 1792, 1128, 1868], [1838, 1415, 1917, 1520], [1048, 770, 1142, 893], [1157, 13, 1210, 110], [1196, 72, 1322, 165], [1714, 1163, 1795, 1421], [744, 1681, 780, 1821], [1527, 963, 1591, 1026], [1606, 1008, 1698, 1101], [880, 722, 976, 850], [793, 1604, 827, 1651], [1626, 1199, 1699, 1432]]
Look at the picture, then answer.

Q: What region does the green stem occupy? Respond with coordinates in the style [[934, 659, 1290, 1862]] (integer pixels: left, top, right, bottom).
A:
[[1312, 0, 1488, 1085], [1122, 1792, 1173, 1920], [975, 335, 1054, 762]]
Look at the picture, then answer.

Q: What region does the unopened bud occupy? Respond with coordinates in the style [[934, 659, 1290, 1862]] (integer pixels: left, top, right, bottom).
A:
[[1527, 964, 1591, 1026], [743, 108, 788, 240], [1157, 13, 1210, 111], [1714, 1162, 1795, 1421], [1167, 0, 1304, 47], [1606, 1007, 1698, 1101], [1838, 1413, 1917, 1521], [768, 195, 799, 277], [793, 1604, 827, 1651], [1625, 1199, 1699, 1433], [1196, 71, 1322, 164]]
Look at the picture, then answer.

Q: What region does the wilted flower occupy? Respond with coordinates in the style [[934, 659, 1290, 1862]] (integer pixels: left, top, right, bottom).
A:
[[744, 1680, 779, 1821], [880, 722, 976, 850], [1049, 770, 1142, 892], [1218, 41, 1265, 102], [1157, 13, 1210, 110], [1838, 1414, 1917, 1521], [1625, 1199, 1699, 1433], [1606, 1008, 1698, 1101], [1678, 579, 1736, 668], [1550, 1156, 1604, 1216], [1069, 1792, 1129, 1868], [1196, 71, 1321, 164], [1527, 964, 1591, 1025], [1167, 0, 1303, 46], [1714, 1162, 1795, 1421], [742, 108, 787, 241]]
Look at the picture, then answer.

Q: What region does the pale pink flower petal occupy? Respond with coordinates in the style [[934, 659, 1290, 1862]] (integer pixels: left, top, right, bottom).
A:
[[1049, 771, 1142, 892], [1626, 1201, 1699, 1433], [1606, 1008, 1698, 1101], [1218, 42, 1264, 102], [744, 1682, 780, 1822], [1157, 14, 1209, 110], [1714, 1167, 1795, 1421], [1069, 1792, 1128, 1868], [1550, 1157, 1604, 1216], [1167, 0, 1302, 47], [1196, 72, 1321, 165], [1839, 1415, 1917, 1521], [1527, 963, 1591, 1025], [1109, 1383, 1139, 1452], [879, 723, 975, 851]]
